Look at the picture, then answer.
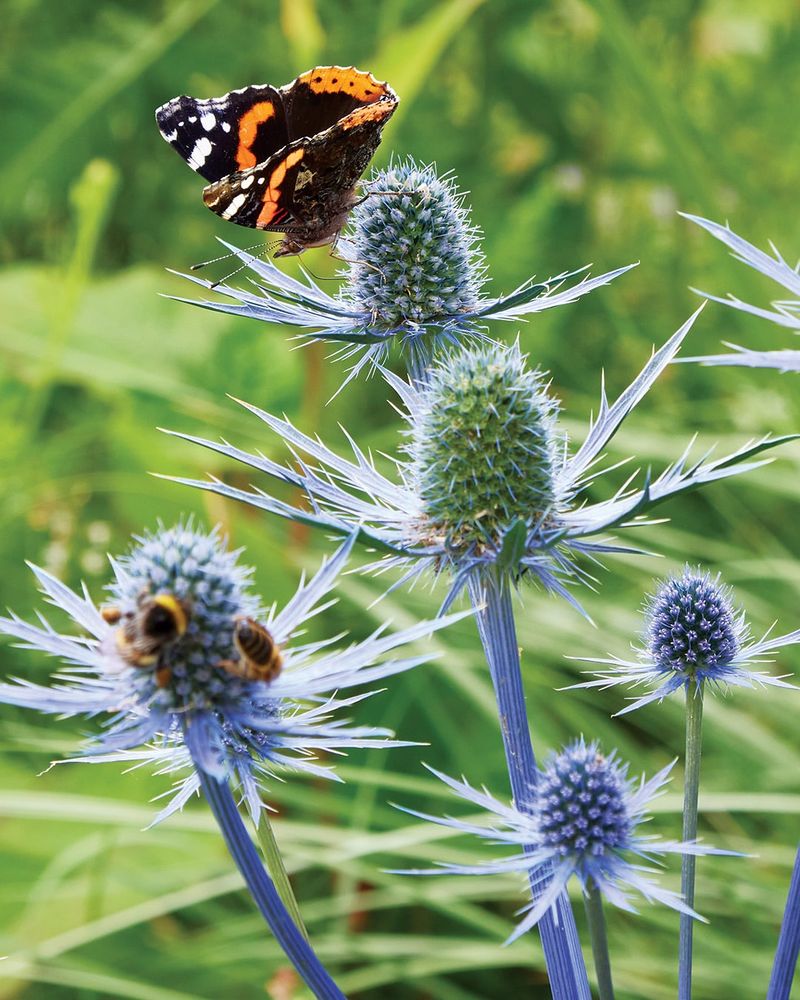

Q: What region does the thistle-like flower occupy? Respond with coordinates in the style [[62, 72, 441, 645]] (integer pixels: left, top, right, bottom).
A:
[[571, 567, 799, 712], [166, 313, 792, 613], [0, 522, 459, 823], [394, 739, 731, 944], [680, 214, 800, 371], [170, 159, 635, 385]]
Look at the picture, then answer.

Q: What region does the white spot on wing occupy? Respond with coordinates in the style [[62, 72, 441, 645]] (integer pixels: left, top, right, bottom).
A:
[[222, 122, 232, 133], [222, 193, 247, 219], [241, 175, 254, 189], [188, 116, 197, 123], [201, 112, 216, 131], [189, 137, 214, 170]]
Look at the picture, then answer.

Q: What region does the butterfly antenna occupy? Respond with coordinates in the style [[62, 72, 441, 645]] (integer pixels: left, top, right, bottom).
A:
[[190, 240, 268, 271], [207, 239, 283, 289]]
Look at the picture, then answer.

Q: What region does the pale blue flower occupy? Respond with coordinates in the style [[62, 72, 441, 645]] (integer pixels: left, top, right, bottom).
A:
[[165, 312, 792, 613], [170, 159, 636, 386], [680, 214, 800, 371], [0, 523, 461, 824], [394, 739, 734, 944]]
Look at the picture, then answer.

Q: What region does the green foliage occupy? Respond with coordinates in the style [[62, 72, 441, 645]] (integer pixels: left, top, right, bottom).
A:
[[1, 1, 800, 998]]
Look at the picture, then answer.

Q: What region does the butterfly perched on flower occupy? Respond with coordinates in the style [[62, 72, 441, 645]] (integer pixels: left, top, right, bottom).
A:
[[156, 65, 398, 257]]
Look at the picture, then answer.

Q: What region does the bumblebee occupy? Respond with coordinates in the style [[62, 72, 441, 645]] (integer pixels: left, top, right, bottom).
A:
[[218, 616, 283, 683], [102, 591, 190, 688]]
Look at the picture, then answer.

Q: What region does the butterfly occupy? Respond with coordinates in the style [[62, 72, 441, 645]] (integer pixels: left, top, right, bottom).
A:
[[155, 65, 398, 257]]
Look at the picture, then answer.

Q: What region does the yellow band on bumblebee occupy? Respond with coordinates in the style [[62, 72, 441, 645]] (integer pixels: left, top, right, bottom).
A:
[[153, 594, 189, 635]]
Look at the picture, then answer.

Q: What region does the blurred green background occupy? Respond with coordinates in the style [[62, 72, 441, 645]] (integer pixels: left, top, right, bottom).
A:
[[2, 0, 800, 997]]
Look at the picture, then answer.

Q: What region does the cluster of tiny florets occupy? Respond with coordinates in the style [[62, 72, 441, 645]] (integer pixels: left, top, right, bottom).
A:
[[341, 160, 485, 331], [107, 523, 260, 710], [535, 741, 632, 858], [646, 569, 740, 674], [410, 343, 562, 550]]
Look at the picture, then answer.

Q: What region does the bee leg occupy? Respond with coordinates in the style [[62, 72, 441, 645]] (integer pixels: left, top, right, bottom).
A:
[[216, 658, 248, 679], [155, 664, 172, 688], [101, 606, 122, 625]]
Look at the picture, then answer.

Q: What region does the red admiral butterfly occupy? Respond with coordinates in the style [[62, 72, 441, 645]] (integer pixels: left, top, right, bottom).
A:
[[155, 66, 398, 257]]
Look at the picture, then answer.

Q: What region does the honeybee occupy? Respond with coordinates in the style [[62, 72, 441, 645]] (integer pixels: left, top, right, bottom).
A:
[[102, 591, 190, 688], [218, 616, 283, 683]]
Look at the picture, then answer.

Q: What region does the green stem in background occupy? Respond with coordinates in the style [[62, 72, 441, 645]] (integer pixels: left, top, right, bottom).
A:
[[255, 811, 308, 942], [678, 684, 705, 1000], [20, 159, 119, 441], [584, 881, 615, 1000]]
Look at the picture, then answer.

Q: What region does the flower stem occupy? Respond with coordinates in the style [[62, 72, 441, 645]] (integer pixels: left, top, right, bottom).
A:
[[679, 684, 704, 1000], [468, 573, 591, 1000], [584, 881, 615, 1000], [255, 811, 309, 941], [199, 772, 344, 1000], [767, 842, 800, 1000]]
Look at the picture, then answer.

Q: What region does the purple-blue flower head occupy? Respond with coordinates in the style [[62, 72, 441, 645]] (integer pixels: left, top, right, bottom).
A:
[[571, 567, 799, 712], [680, 214, 800, 372], [395, 739, 733, 944], [169, 158, 636, 386], [0, 523, 461, 824], [166, 318, 793, 613]]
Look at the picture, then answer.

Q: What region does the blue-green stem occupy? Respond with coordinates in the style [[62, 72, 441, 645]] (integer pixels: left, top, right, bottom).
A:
[[468, 572, 591, 1000], [767, 842, 800, 999], [583, 881, 615, 1000], [679, 684, 704, 1000], [199, 771, 344, 1000]]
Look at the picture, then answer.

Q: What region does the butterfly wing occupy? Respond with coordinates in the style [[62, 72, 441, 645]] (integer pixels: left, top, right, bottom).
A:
[[201, 99, 398, 234], [281, 66, 397, 141], [155, 85, 289, 182]]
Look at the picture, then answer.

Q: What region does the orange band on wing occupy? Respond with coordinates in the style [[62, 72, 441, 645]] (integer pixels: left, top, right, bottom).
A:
[[340, 100, 396, 130], [298, 66, 392, 103], [256, 149, 305, 228], [236, 101, 276, 170]]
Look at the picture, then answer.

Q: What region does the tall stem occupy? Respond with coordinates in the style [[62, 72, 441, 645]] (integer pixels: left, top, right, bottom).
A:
[[584, 882, 615, 1000], [199, 772, 345, 1000], [767, 842, 800, 1000], [468, 574, 591, 1000], [678, 684, 704, 1000]]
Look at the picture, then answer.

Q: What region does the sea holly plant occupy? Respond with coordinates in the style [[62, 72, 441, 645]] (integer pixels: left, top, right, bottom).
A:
[[169, 158, 636, 386], [0, 522, 464, 1000], [680, 214, 800, 372], [392, 739, 737, 1000], [164, 307, 792, 998], [570, 568, 800, 999]]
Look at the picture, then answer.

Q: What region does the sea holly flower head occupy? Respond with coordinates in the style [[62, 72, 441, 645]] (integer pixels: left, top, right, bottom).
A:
[[0, 522, 460, 823], [646, 569, 740, 677], [571, 566, 800, 712], [394, 739, 733, 944], [167, 308, 794, 613], [409, 341, 563, 553], [680, 214, 800, 372], [344, 161, 484, 339], [169, 157, 636, 385]]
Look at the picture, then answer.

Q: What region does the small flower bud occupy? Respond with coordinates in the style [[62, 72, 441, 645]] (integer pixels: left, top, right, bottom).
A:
[[536, 741, 631, 859], [646, 569, 740, 675]]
